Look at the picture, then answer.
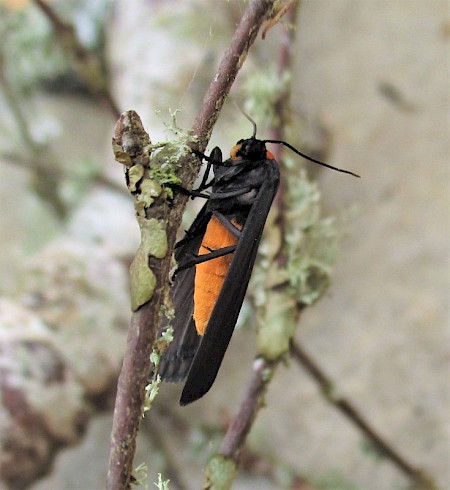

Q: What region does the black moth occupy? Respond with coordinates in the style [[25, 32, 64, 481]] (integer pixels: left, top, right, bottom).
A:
[[158, 124, 359, 405]]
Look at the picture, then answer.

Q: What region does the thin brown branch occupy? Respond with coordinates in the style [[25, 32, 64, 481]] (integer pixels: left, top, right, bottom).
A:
[[107, 2, 276, 489], [107, 112, 182, 490], [1, 151, 128, 197], [0, 50, 67, 216], [290, 341, 438, 490], [108, 308, 160, 490], [151, 400, 317, 489], [270, 0, 299, 242], [220, 359, 275, 460], [0, 51, 40, 153], [192, 0, 275, 146], [32, 0, 120, 118], [204, 359, 277, 488]]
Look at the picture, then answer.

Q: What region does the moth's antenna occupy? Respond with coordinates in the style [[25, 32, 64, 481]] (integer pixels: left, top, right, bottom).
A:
[[263, 139, 360, 178], [242, 110, 257, 138], [234, 102, 257, 138]]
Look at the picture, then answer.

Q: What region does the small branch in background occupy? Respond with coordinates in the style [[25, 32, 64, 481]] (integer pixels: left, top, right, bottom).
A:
[[192, 0, 275, 145], [269, 0, 298, 238], [204, 360, 275, 489], [220, 358, 275, 460], [290, 341, 438, 490], [32, 0, 120, 118], [0, 50, 40, 153], [107, 2, 276, 489], [1, 151, 129, 198], [0, 48, 67, 217], [0, 12, 124, 218], [148, 401, 317, 489]]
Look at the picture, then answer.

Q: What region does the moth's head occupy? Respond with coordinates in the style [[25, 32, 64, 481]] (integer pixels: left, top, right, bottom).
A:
[[229, 138, 274, 161]]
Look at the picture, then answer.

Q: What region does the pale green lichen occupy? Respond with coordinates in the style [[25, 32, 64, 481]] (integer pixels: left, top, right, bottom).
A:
[[285, 171, 341, 305], [142, 111, 196, 198], [205, 455, 237, 490], [129, 246, 157, 312], [143, 375, 161, 413], [154, 473, 170, 490], [131, 462, 148, 488], [144, 326, 174, 413], [130, 218, 168, 311], [128, 164, 145, 192], [150, 327, 174, 372], [149, 145, 185, 180], [252, 168, 349, 360], [112, 138, 133, 166], [256, 292, 296, 361], [241, 68, 292, 129], [159, 326, 174, 345], [135, 179, 163, 216]]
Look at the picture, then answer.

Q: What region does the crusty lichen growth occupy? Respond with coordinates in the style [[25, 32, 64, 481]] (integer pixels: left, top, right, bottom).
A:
[[242, 67, 292, 129], [112, 110, 194, 311], [238, 63, 351, 360], [129, 218, 168, 311], [253, 167, 348, 361], [144, 327, 173, 413], [205, 455, 237, 490]]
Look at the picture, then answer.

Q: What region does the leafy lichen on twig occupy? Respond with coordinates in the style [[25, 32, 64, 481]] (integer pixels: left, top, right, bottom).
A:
[[113, 111, 194, 312], [108, 109, 196, 490]]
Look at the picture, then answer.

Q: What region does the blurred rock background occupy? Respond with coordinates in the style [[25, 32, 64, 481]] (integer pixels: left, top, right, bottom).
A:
[[0, 0, 448, 489]]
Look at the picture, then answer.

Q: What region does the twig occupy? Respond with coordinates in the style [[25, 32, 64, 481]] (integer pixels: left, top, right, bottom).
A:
[[0, 12, 124, 217], [1, 150, 129, 197], [32, 0, 120, 118], [0, 51, 40, 153], [150, 400, 317, 489], [220, 358, 275, 460], [290, 341, 438, 490], [270, 0, 299, 253], [192, 0, 274, 146], [0, 50, 67, 217], [107, 2, 276, 489], [204, 359, 276, 488]]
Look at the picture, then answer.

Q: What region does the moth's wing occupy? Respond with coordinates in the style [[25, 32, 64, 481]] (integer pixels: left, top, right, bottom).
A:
[[180, 161, 280, 404], [157, 204, 211, 382]]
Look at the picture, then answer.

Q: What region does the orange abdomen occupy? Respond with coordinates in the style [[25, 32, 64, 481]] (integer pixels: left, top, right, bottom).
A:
[[193, 216, 240, 335]]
